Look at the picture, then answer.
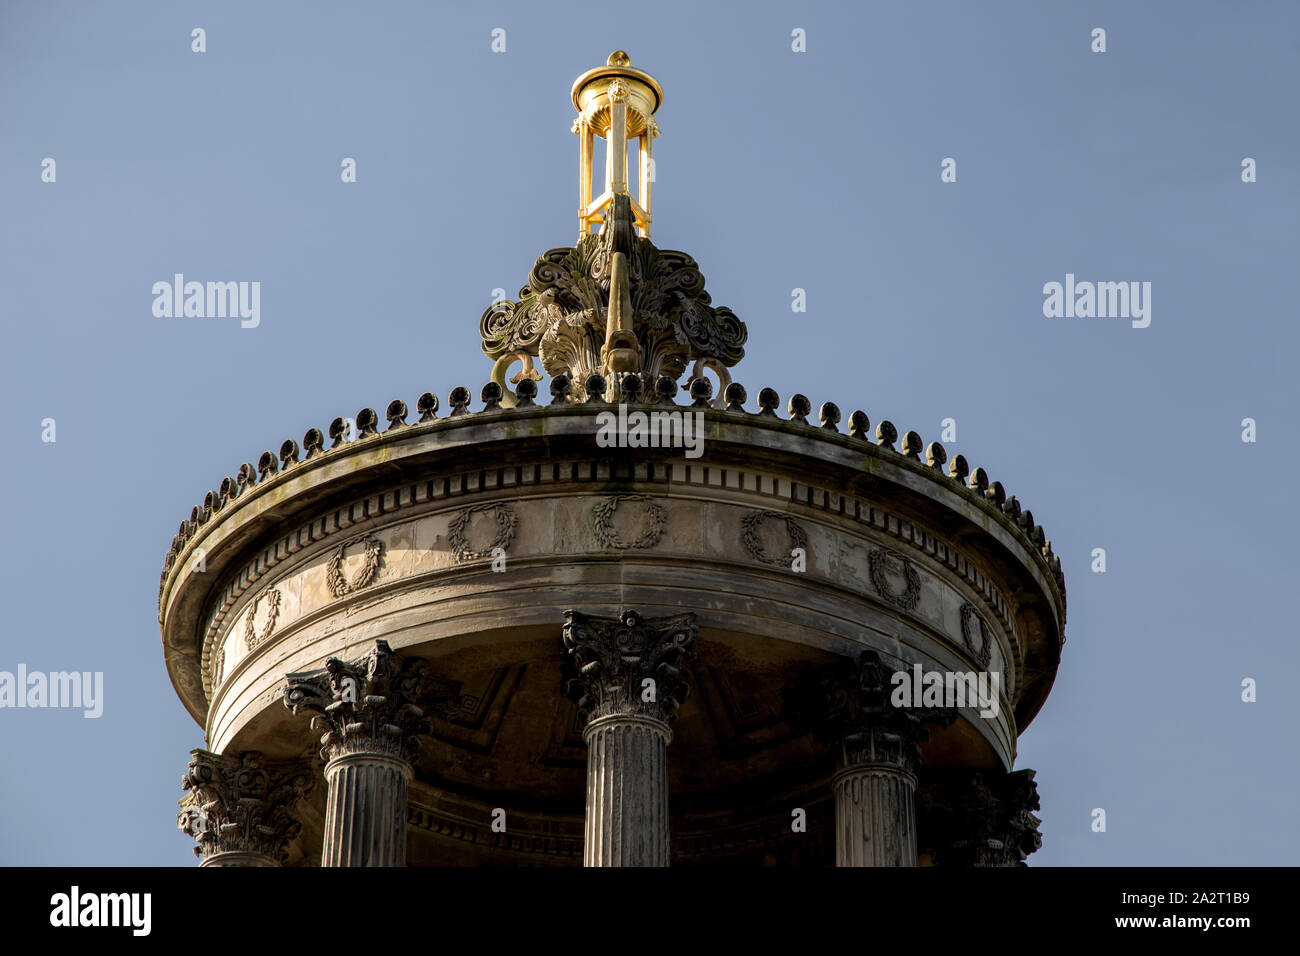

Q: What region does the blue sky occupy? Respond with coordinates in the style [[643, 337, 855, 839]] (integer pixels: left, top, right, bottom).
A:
[[1, 0, 1296, 865]]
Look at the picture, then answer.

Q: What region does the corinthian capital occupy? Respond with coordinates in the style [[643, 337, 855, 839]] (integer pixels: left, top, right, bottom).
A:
[[562, 609, 698, 726], [283, 640, 461, 761], [785, 651, 956, 774], [918, 768, 1043, 866], [176, 749, 314, 864]]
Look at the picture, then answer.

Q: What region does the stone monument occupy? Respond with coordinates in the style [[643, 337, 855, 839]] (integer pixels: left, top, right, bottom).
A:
[[162, 51, 1065, 867]]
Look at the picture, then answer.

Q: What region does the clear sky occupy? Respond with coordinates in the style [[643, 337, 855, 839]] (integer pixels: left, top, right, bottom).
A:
[[1, 0, 1296, 865]]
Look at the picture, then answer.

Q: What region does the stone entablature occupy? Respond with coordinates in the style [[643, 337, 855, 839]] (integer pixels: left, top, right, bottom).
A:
[[206, 486, 1019, 716], [161, 393, 1065, 742]]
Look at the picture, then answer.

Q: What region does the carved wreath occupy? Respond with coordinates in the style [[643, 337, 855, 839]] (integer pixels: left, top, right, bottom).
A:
[[243, 587, 282, 651], [591, 495, 667, 550], [325, 533, 384, 598], [960, 604, 993, 668], [868, 548, 922, 611], [741, 510, 809, 567], [448, 503, 517, 561]]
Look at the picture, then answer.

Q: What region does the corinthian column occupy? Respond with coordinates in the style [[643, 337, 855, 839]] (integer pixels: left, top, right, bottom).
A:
[[562, 609, 698, 867], [787, 651, 954, 867], [283, 640, 459, 867], [177, 749, 314, 866]]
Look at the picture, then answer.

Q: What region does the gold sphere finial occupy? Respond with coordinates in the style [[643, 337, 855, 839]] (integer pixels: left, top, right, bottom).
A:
[[608, 50, 631, 66]]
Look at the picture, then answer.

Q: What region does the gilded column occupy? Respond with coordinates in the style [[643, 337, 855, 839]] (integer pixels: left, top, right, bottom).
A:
[[283, 640, 459, 867], [177, 749, 314, 867], [562, 609, 698, 867]]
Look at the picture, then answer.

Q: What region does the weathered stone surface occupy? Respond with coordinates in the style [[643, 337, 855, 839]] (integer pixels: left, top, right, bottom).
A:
[[563, 609, 697, 866], [283, 641, 460, 867], [786, 651, 955, 867], [283, 639, 460, 761], [177, 749, 314, 866], [918, 768, 1043, 867]]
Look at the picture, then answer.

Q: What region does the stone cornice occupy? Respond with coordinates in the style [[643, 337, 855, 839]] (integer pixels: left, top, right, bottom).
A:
[[162, 386, 1064, 614]]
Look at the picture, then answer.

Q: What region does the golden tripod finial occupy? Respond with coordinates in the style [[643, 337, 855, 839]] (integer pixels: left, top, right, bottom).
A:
[[572, 51, 662, 240]]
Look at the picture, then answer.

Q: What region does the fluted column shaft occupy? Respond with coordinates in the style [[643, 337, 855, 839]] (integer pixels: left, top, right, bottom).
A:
[[561, 608, 698, 868], [583, 714, 671, 867], [833, 760, 918, 867], [321, 751, 413, 867], [784, 651, 952, 868], [284, 640, 462, 869]]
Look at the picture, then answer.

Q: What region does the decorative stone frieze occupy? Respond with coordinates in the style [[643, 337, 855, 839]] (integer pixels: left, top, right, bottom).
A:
[[243, 586, 281, 651], [590, 495, 666, 551], [741, 510, 809, 567], [448, 502, 517, 560], [868, 547, 922, 611], [960, 603, 993, 668], [324, 532, 383, 599]]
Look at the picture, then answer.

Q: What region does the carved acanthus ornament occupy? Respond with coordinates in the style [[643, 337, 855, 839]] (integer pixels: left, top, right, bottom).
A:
[[562, 609, 698, 726], [918, 768, 1043, 866], [283, 640, 461, 761], [177, 749, 315, 864], [480, 193, 747, 398]]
